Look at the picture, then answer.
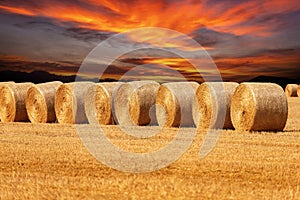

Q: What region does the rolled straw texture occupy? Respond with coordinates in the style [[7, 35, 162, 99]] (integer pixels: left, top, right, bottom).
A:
[[0, 81, 14, 86], [192, 82, 239, 129], [231, 83, 288, 131], [0, 82, 15, 122], [156, 82, 199, 127], [113, 81, 160, 126], [26, 81, 62, 123], [285, 84, 298, 97], [55, 82, 94, 124], [85, 82, 117, 125], [0, 82, 34, 122]]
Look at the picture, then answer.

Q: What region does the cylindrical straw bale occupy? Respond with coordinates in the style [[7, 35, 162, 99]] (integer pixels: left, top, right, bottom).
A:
[[0, 82, 15, 91], [285, 84, 298, 97], [0, 82, 15, 122], [0, 82, 34, 122], [85, 82, 117, 125], [113, 81, 160, 126], [26, 81, 62, 123], [193, 82, 239, 129], [156, 82, 199, 127], [55, 82, 95, 124], [231, 83, 288, 131], [0, 81, 14, 86], [298, 85, 300, 97]]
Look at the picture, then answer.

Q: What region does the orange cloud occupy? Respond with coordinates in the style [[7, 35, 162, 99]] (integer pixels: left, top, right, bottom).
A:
[[0, 0, 299, 82], [0, 5, 35, 16], [1, 0, 299, 36]]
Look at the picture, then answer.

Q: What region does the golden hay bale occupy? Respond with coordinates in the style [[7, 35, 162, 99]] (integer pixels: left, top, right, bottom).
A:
[[26, 81, 63, 123], [85, 82, 117, 125], [285, 84, 298, 97], [0, 82, 34, 122], [0, 82, 15, 122], [113, 81, 160, 126], [298, 85, 300, 97], [55, 82, 95, 124], [231, 83, 288, 131], [192, 82, 239, 129], [156, 82, 199, 127], [0, 81, 14, 86]]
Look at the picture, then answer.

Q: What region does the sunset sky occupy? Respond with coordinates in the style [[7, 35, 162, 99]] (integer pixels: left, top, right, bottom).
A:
[[0, 0, 299, 82]]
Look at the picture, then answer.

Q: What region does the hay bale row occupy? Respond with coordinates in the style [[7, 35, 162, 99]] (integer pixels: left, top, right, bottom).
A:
[[156, 81, 288, 132], [0, 81, 290, 133]]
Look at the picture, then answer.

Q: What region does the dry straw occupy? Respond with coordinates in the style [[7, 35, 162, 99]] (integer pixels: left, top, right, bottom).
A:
[[231, 83, 288, 131], [113, 81, 160, 126], [298, 85, 300, 97], [0, 82, 34, 122], [285, 84, 298, 97], [0, 81, 14, 86], [192, 82, 239, 129], [26, 81, 62, 123], [55, 82, 95, 124], [85, 82, 117, 125], [0, 82, 15, 122], [156, 82, 199, 127]]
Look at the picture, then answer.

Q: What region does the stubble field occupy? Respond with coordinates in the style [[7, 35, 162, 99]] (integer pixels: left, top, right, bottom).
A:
[[0, 98, 299, 199]]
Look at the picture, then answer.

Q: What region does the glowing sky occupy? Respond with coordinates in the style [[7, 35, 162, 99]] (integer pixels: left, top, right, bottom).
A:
[[0, 0, 299, 82]]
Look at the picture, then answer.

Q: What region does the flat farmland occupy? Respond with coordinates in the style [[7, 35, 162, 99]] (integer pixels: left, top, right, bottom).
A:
[[0, 98, 300, 199]]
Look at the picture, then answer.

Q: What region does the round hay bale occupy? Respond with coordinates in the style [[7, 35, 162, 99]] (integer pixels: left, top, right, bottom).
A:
[[55, 82, 95, 124], [113, 81, 160, 126], [156, 82, 199, 127], [26, 81, 62, 123], [193, 82, 239, 129], [298, 85, 300, 97], [85, 82, 117, 125], [0, 82, 15, 122], [231, 83, 288, 131], [0, 82, 34, 122], [0, 81, 14, 86], [285, 84, 298, 97]]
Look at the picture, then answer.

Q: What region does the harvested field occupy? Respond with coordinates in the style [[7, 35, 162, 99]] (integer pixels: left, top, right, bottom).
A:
[[0, 97, 299, 199]]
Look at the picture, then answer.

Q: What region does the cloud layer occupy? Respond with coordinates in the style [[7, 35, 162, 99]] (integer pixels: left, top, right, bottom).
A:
[[0, 0, 299, 81]]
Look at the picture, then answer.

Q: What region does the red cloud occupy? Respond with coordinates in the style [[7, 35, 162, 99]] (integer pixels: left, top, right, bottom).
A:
[[0, 0, 299, 36]]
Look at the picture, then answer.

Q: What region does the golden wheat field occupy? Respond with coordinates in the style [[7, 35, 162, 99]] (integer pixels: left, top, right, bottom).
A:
[[0, 98, 299, 199]]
